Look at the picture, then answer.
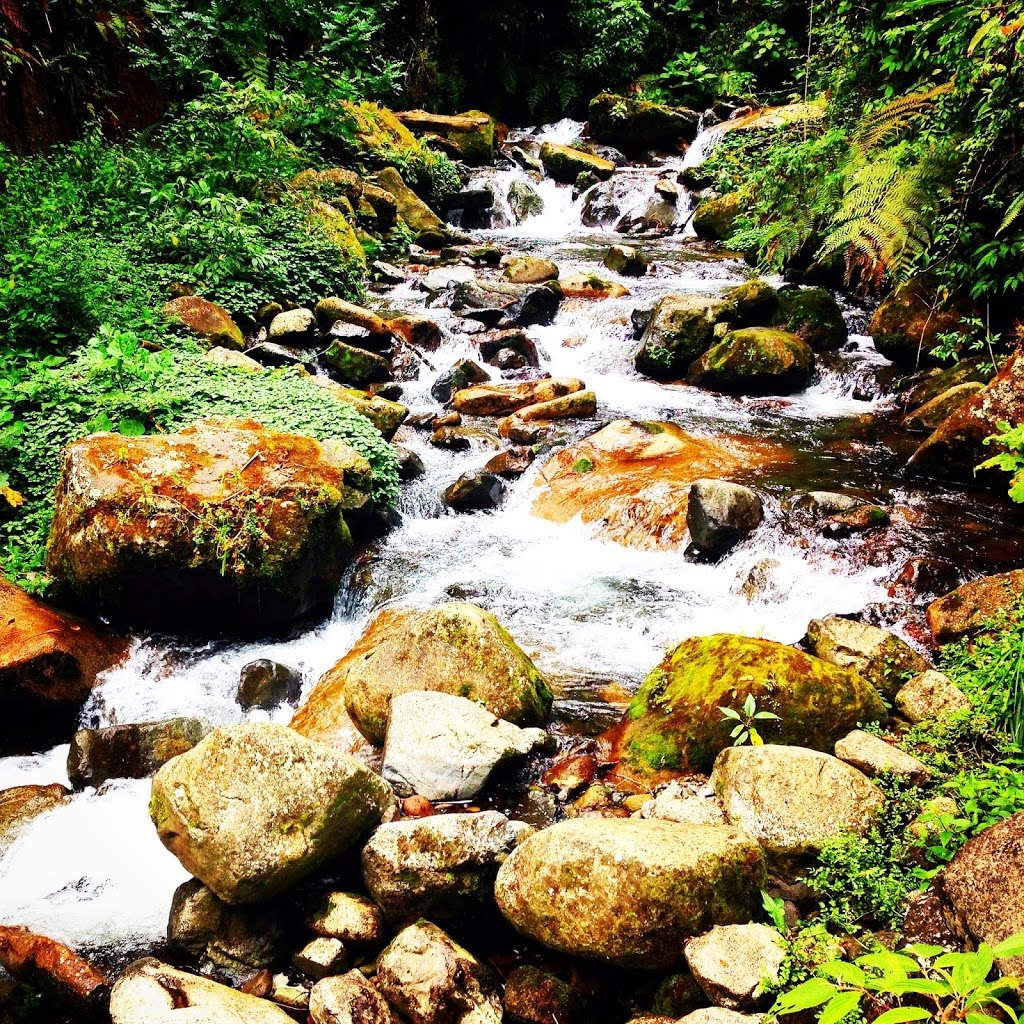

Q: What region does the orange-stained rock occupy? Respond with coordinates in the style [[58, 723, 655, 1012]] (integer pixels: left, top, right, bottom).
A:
[[0, 784, 71, 856], [927, 569, 1024, 645], [453, 378, 586, 417], [504, 391, 597, 427], [0, 926, 108, 1008], [162, 296, 245, 350], [531, 420, 792, 550], [46, 418, 369, 634]]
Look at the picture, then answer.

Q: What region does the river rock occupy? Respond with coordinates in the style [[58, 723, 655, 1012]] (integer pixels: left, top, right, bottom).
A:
[[508, 179, 544, 222], [383, 691, 547, 800], [926, 569, 1024, 644], [903, 356, 997, 409], [510, 390, 597, 423], [503, 966, 587, 1024], [451, 279, 561, 329], [150, 723, 393, 903], [687, 480, 764, 558], [834, 730, 931, 784], [442, 470, 507, 512], [294, 937, 349, 979], [476, 329, 539, 367], [531, 420, 792, 551], [376, 921, 502, 1024], [363, 810, 531, 926], [895, 670, 971, 723], [431, 359, 491, 404], [692, 194, 742, 240], [109, 957, 292, 1023], [688, 328, 815, 396], [679, 1010, 765, 1024], [560, 273, 629, 299], [237, 659, 302, 710], [68, 717, 209, 789], [613, 634, 886, 778], [711, 745, 885, 860], [869, 277, 972, 366], [495, 818, 765, 969], [388, 314, 442, 352], [684, 924, 786, 1009], [640, 781, 727, 827], [310, 971, 399, 1024], [315, 297, 389, 336], [909, 351, 1024, 483], [325, 339, 391, 386], [268, 307, 315, 345], [307, 891, 383, 944], [485, 446, 534, 477], [0, 784, 70, 857], [805, 615, 930, 698], [453, 378, 585, 416], [46, 418, 366, 633], [504, 256, 559, 284], [903, 382, 985, 433], [291, 603, 552, 746], [540, 142, 615, 184], [790, 491, 865, 516], [770, 287, 847, 352], [588, 93, 700, 151], [308, 376, 408, 439], [604, 244, 649, 277], [163, 296, 245, 350], [0, 926, 108, 1010], [724, 279, 779, 322], [374, 166, 449, 239], [634, 294, 726, 379]]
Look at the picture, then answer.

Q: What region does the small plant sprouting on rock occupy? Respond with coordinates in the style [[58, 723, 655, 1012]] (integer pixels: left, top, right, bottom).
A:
[[720, 693, 781, 746]]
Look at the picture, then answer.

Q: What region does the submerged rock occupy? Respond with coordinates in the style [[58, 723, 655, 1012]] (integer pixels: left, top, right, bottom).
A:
[[150, 723, 393, 903], [237, 659, 302, 710], [495, 818, 765, 969], [926, 569, 1024, 644], [291, 603, 552, 746], [612, 634, 886, 778], [688, 328, 815, 396]]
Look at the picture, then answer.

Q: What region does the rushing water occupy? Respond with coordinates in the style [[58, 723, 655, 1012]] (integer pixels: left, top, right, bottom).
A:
[[2, 121, 1022, 958]]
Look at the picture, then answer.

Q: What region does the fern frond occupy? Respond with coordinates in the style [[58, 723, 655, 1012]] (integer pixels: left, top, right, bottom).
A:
[[999, 193, 1024, 236], [855, 82, 954, 150]]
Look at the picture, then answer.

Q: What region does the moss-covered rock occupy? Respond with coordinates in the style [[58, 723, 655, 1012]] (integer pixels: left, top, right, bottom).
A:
[[494, 818, 765, 969], [163, 296, 245, 351], [372, 166, 448, 237], [308, 199, 368, 271], [688, 327, 815, 395], [692, 193, 742, 241], [634, 294, 727, 379], [869, 277, 974, 367], [306, 377, 407, 440], [290, 602, 552, 746], [613, 634, 887, 778], [539, 143, 616, 185], [588, 93, 700, 152], [902, 357, 998, 410], [724, 279, 778, 323], [324, 339, 391, 387], [770, 287, 848, 352]]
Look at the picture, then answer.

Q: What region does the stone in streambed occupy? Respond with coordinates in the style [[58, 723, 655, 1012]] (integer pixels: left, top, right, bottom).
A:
[[291, 603, 552, 746], [150, 722, 393, 903], [306, 891, 383, 944], [503, 966, 589, 1024], [588, 93, 700, 151], [504, 256, 559, 284], [163, 296, 245, 351], [453, 378, 585, 416], [869, 277, 973, 367], [506, 390, 597, 424], [307, 376, 408, 440], [688, 328, 815, 396], [294, 937, 349, 979], [540, 142, 615, 184], [237, 659, 302, 710], [769, 286, 847, 353], [310, 971, 398, 1024], [324, 340, 391, 386], [926, 568, 1024, 644], [316, 297, 390, 336], [442, 470, 507, 512], [268, 307, 315, 345], [685, 923, 786, 1010], [634, 293, 727, 380], [373, 166, 450, 239], [686, 479, 763, 558], [896, 670, 971, 723], [902, 382, 985, 433], [508, 179, 544, 222], [431, 359, 491, 404], [495, 817, 765, 969], [560, 273, 630, 299], [0, 926, 108, 1011], [605, 244, 649, 277], [692, 193, 742, 241]]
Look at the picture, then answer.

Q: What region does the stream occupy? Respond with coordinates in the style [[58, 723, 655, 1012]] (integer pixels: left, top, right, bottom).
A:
[[2, 119, 1023, 967]]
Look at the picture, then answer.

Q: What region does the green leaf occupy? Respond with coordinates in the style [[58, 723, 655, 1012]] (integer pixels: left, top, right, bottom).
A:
[[872, 1009, 932, 1024], [770, 977, 838, 1015], [819, 990, 862, 1024], [993, 933, 1024, 959], [821, 961, 867, 987], [952, 946, 994, 994]]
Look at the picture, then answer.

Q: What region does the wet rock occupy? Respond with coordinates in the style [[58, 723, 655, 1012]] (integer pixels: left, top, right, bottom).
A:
[[902, 885, 965, 951], [46, 419, 364, 633], [0, 784, 71, 858], [109, 957, 292, 1023], [888, 556, 962, 603], [422, 266, 477, 293], [639, 781, 727, 827], [540, 142, 616, 184], [789, 491, 865, 516], [504, 256, 560, 284], [869, 277, 973, 367], [291, 603, 552, 746], [531, 420, 792, 551], [477, 329, 539, 367], [376, 921, 502, 1024], [635, 199, 678, 232], [443, 188, 494, 214], [654, 972, 707, 1018], [634, 294, 726, 379], [163, 296, 245, 350], [724, 279, 778, 322], [770, 287, 847, 353], [503, 966, 587, 1024], [307, 891, 383, 944], [431, 359, 491, 404], [315, 297, 389, 336], [363, 810, 530, 926], [902, 356, 997, 409], [388, 315, 443, 352], [0, 926, 108, 1011], [560, 273, 630, 300], [543, 753, 599, 797], [294, 937, 348, 979], [206, 346, 264, 371], [896, 670, 971, 723], [373, 167, 450, 239], [685, 924, 786, 1009], [237, 659, 302, 710], [150, 723, 393, 903], [687, 480, 764, 558], [383, 691, 548, 800], [604, 244, 649, 277], [430, 427, 473, 452], [442, 470, 507, 511], [454, 378, 585, 416], [508, 179, 544, 222], [613, 634, 886, 778], [68, 717, 210, 789], [656, 178, 682, 202], [324, 339, 391, 386], [310, 971, 399, 1024], [451, 278, 561, 329], [805, 616, 929, 698], [402, 795, 435, 818], [372, 260, 406, 284], [246, 340, 315, 370], [688, 328, 815, 396], [926, 569, 1024, 644], [510, 390, 597, 424], [902, 382, 985, 433], [834, 730, 932, 785], [395, 445, 426, 481], [588, 93, 700, 151], [484, 446, 534, 477], [711, 745, 884, 861], [692, 194, 742, 241], [268, 307, 315, 345], [822, 504, 891, 537], [495, 818, 765, 969]]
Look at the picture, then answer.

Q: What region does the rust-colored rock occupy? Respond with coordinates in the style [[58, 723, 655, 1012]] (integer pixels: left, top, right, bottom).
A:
[[531, 420, 792, 550], [162, 296, 245, 350], [926, 569, 1024, 645], [453, 378, 586, 417], [0, 784, 71, 856], [559, 274, 630, 299], [0, 926, 108, 1008]]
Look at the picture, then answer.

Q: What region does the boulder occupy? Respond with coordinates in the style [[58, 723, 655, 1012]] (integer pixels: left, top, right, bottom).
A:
[[495, 818, 765, 969], [150, 723, 393, 903], [109, 957, 292, 1023], [834, 729, 931, 785], [926, 569, 1024, 644], [46, 418, 365, 633], [503, 966, 588, 1024], [770, 287, 847, 352], [310, 971, 398, 1024], [805, 615, 930, 698], [294, 937, 349, 979], [688, 328, 815, 396], [376, 921, 502, 1024], [268, 307, 315, 345], [163, 296, 245, 350], [316, 297, 390, 336], [504, 256, 560, 284], [306, 891, 383, 944], [686, 480, 763, 558], [237, 659, 302, 710], [0, 784, 70, 858], [560, 273, 630, 299], [896, 670, 971, 723], [0, 926, 108, 1010], [869, 278, 972, 366], [397, 109, 498, 164], [588, 93, 700, 151], [613, 634, 886, 778], [508, 390, 597, 423], [67, 717, 210, 789], [324, 339, 391, 387], [540, 142, 616, 184], [903, 357, 997, 410], [373, 166, 449, 238], [711, 745, 885, 860], [508, 179, 544, 222], [685, 924, 786, 1009], [388, 315, 443, 352], [431, 359, 491, 404], [442, 470, 507, 512], [451, 279, 561, 329], [909, 351, 1024, 483], [291, 603, 552, 746], [308, 376, 408, 440], [634, 294, 727, 379], [531, 420, 792, 551], [453, 378, 586, 416], [724, 279, 779, 322], [902, 382, 985, 433], [692, 194, 742, 241], [363, 810, 531, 926], [678, 1011, 764, 1024], [476, 329, 539, 367], [485, 446, 534, 477], [604, 244, 649, 277], [383, 691, 548, 800]]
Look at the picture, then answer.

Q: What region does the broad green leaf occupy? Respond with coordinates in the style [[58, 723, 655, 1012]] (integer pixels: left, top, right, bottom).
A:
[[872, 1008, 932, 1024], [819, 990, 862, 1024], [821, 961, 867, 987], [770, 978, 838, 1015], [870, 978, 949, 997], [952, 946, 994, 994], [994, 933, 1024, 959]]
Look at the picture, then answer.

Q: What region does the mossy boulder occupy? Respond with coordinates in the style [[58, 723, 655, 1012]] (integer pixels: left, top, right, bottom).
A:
[[724, 279, 778, 323], [290, 602, 552, 746], [902, 382, 985, 433], [446, 109, 499, 164], [688, 328, 815, 396], [869, 277, 974, 367], [903, 357, 998, 410], [163, 296, 245, 351], [634, 294, 727, 379], [307, 377, 408, 440], [324, 340, 391, 387], [494, 818, 766, 969], [150, 723, 393, 904], [770, 287, 848, 352], [372, 166, 448, 237], [692, 193, 742, 241], [588, 93, 700, 152], [539, 143, 615, 185], [308, 199, 368, 271], [613, 634, 887, 778]]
